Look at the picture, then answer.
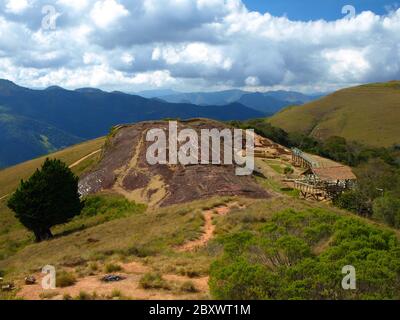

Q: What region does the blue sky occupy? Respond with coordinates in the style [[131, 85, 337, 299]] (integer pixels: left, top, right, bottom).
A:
[[243, 0, 398, 21]]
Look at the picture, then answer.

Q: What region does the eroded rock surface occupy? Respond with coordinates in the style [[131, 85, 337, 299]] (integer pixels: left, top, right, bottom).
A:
[[79, 119, 270, 206]]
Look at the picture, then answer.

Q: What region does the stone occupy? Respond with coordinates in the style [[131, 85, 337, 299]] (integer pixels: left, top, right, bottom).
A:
[[25, 275, 36, 285], [101, 274, 125, 282]]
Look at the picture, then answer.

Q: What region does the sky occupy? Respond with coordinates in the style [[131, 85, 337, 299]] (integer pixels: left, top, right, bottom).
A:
[[0, 0, 399, 93], [243, 0, 396, 21]]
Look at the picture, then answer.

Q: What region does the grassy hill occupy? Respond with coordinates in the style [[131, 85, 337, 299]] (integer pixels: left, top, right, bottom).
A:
[[268, 81, 400, 147], [1, 133, 400, 300], [0, 137, 105, 197]]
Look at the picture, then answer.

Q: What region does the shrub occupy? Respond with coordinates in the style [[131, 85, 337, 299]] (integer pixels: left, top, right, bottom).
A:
[[139, 273, 170, 290], [75, 291, 92, 300], [126, 245, 156, 257], [284, 166, 294, 175], [56, 271, 77, 288], [210, 209, 400, 300], [373, 195, 400, 228], [62, 294, 72, 300], [104, 263, 123, 273], [89, 262, 99, 272], [110, 289, 123, 299], [180, 281, 198, 293]]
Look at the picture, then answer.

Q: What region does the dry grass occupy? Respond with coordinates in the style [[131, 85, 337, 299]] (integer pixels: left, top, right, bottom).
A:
[[0, 197, 228, 277], [0, 137, 105, 196], [269, 81, 400, 147], [0, 137, 105, 260]]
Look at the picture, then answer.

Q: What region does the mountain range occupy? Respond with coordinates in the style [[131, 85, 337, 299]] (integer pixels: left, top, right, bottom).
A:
[[138, 89, 321, 114], [0, 79, 263, 168]]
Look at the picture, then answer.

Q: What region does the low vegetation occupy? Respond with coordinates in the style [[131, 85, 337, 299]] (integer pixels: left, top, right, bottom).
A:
[[140, 272, 171, 290], [104, 263, 123, 273], [210, 208, 400, 300], [56, 271, 77, 288]]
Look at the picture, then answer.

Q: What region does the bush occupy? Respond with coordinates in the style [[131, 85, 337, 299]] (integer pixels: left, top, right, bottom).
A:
[[334, 190, 372, 216], [104, 263, 123, 273], [180, 281, 198, 293], [109, 289, 123, 299], [210, 209, 400, 300], [88, 262, 99, 272], [373, 196, 400, 228], [126, 245, 156, 257], [284, 166, 294, 175], [56, 271, 77, 288], [75, 291, 93, 300], [139, 273, 170, 290]]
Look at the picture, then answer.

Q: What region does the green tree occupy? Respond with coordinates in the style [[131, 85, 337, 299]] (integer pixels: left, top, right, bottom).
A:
[[7, 158, 83, 242], [373, 195, 400, 228]]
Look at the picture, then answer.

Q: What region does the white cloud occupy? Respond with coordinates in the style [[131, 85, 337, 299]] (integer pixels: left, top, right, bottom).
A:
[[245, 76, 260, 86], [323, 49, 370, 81], [5, 0, 30, 14], [90, 0, 129, 28], [0, 1, 399, 93], [154, 43, 232, 70]]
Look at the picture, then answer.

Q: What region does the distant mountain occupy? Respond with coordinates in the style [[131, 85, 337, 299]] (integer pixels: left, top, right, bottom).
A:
[[156, 89, 321, 114], [262, 90, 317, 104], [237, 93, 288, 115], [160, 90, 246, 106], [136, 89, 180, 98], [0, 79, 263, 167], [268, 81, 400, 147]]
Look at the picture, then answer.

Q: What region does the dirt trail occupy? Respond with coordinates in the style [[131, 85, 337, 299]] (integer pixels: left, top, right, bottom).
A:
[[0, 150, 102, 201], [178, 202, 244, 252], [17, 261, 209, 300], [0, 194, 9, 201], [68, 149, 101, 169]]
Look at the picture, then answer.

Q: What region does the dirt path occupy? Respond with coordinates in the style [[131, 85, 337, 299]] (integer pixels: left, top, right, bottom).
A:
[[0, 150, 102, 201], [178, 202, 244, 252], [68, 149, 101, 168], [0, 194, 9, 201], [17, 261, 209, 300]]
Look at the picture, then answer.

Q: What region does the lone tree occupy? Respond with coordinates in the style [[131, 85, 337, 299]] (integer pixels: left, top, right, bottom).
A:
[[7, 158, 83, 242]]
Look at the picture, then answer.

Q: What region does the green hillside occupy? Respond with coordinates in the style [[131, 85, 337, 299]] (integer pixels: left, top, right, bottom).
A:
[[1, 129, 400, 300], [268, 81, 400, 147], [0, 112, 83, 168]]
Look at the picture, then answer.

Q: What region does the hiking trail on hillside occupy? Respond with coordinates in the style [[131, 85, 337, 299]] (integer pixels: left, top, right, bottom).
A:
[[177, 202, 245, 252]]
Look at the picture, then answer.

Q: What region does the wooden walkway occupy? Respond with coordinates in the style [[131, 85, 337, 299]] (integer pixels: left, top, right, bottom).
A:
[[293, 180, 327, 201]]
